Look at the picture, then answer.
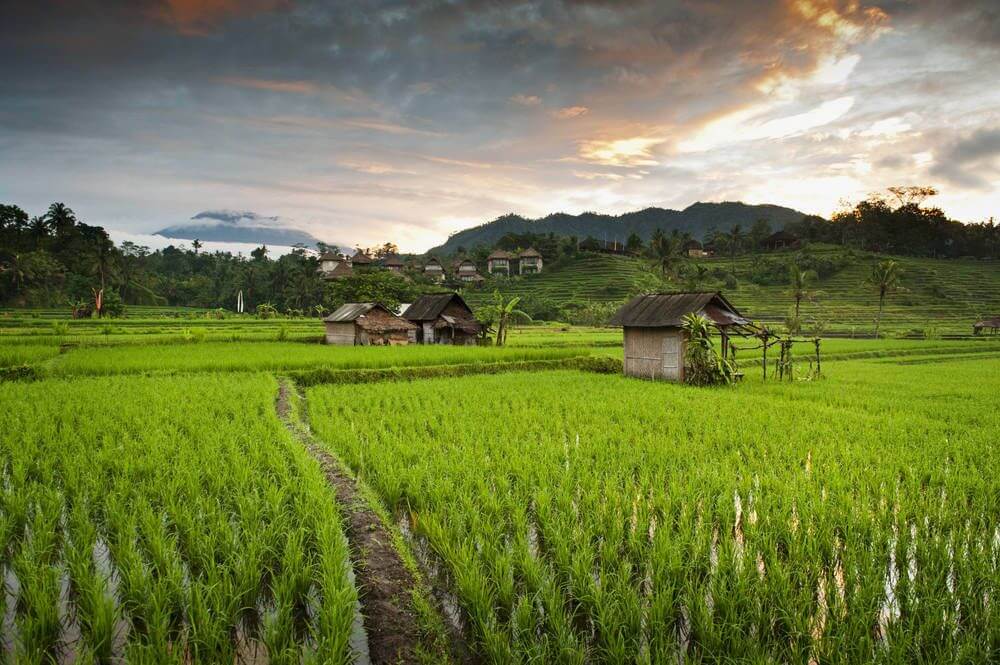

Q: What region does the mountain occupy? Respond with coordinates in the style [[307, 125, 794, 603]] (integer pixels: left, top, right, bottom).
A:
[[430, 201, 813, 254], [156, 210, 334, 247]]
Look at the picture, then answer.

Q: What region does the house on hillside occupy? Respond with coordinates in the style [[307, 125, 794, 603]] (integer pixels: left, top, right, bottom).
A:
[[382, 254, 405, 272], [351, 251, 374, 268], [324, 303, 416, 345], [518, 248, 543, 274], [609, 292, 750, 381], [423, 257, 446, 281], [317, 251, 353, 280], [403, 293, 482, 345], [453, 258, 484, 283], [684, 240, 710, 258], [487, 250, 514, 276], [762, 230, 801, 251]]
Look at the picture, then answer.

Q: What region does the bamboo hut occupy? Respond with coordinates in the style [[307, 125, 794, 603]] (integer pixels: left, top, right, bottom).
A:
[[609, 292, 749, 381], [324, 303, 416, 345]]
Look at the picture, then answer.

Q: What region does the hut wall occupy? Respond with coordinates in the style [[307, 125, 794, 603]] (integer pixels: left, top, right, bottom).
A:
[[325, 321, 357, 345], [422, 322, 435, 344], [622, 327, 686, 381]]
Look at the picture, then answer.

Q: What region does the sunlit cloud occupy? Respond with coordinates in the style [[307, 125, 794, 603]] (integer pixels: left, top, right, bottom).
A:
[[219, 77, 322, 95], [152, 0, 289, 36], [578, 136, 665, 167], [551, 106, 589, 119], [510, 94, 542, 107]]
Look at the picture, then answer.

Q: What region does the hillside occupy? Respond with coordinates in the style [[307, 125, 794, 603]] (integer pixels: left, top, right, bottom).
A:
[[431, 201, 810, 255], [462, 250, 1000, 336]]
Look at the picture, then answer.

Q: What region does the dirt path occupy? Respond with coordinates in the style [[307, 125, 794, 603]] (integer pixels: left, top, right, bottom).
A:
[[275, 380, 460, 665]]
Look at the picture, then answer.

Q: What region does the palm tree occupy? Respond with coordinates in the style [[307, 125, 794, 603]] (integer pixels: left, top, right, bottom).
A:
[[787, 264, 819, 319], [649, 230, 684, 279], [192, 239, 202, 255], [481, 290, 531, 346], [865, 259, 903, 338], [45, 202, 77, 236], [726, 224, 744, 272]]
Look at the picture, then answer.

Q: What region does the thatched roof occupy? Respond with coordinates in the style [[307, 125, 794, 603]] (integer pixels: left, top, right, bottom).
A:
[[519, 247, 542, 258], [382, 254, 404, 266], [403, 293, 473, 321], [488, 249, 515, 259], [609, 292, 748, 328], [351, 252, 373, 264], [319, 251, 340, 261]]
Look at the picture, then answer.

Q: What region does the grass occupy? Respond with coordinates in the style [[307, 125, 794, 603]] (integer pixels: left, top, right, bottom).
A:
[[0, 373, 357, 662], [305, 358, 1000, 662], [462, 249, 1000, 335]]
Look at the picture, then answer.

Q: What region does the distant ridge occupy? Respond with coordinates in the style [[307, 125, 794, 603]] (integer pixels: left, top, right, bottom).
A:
[[430, 201, 813, 255]]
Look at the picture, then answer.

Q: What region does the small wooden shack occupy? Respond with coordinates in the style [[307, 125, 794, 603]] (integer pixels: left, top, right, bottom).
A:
[[609, 292, 749, 381], [403, 293, 482, 345], [324, 303, 416, 346], [974, 316, 1000, 335]]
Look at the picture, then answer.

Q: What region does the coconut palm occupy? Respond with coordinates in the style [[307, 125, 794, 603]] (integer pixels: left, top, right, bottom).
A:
[[481, 290, 531, 346], [865, 259, 903, 338], [787, 264, 820, 319], [726, 224, 744, 272], [649, 230, 685, 279], [45, 202, 77, 236]]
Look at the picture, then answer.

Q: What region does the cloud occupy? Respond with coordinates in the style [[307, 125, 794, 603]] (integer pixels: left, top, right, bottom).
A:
[[930, 127, 1000, 189], [510, 94, 542, 107], [578, 136, 666, 167], [551, 106, 589, 119], [218, 77, 321, 95], [151, 0, 290, 36]]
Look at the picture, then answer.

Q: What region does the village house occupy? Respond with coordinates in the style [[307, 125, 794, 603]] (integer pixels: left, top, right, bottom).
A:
[[487, 249, 514, 276], [423, 257, 446, 281], [518, 248, 543, 274], [323, 302, 416, 345], [762, 230, 801, 251], [351, 251, 374, 268], [382, 254, 405, 272], [317, 251, 353, 280], [452, 258, 484, 283], [609, 292, 749, 381], [684, 239, 710, 258], [403, 293, 482, 345]]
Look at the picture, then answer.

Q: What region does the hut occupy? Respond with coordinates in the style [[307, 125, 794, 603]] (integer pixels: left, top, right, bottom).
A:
[[684, 239, 709, 258], [762, 230, 801, 251], [518, 248, 543, 274], [973, 316, 1000, 335], [382, 254, 405, 272], [403, 293, 482, 345], [324, 303, 416, 346], [423, 257, 446, 281], [609, 292, 749, 381], [487, 249, 514, 276], [351, 251, 374, 268]]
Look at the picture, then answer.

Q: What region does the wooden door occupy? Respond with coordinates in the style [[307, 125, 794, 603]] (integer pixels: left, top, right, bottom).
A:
[[661, 334, 681, 381]]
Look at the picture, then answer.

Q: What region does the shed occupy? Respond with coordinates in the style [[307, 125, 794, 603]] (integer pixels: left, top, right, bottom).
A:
[[403, 293, 482, 345], [974, 316, 1000, 335], [324, 303, 416, 346], [762, 230, 801, 251], [609, 292, 749, 381]]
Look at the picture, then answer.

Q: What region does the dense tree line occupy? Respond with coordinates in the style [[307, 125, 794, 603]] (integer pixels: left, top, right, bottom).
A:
[[0, 203, 426, 314]]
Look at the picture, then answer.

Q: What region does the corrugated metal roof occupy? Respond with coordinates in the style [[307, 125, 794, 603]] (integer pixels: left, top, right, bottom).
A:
[[403, 293, 472, 321], [324, 302, 378, 322], [609, 292, 748, 327]]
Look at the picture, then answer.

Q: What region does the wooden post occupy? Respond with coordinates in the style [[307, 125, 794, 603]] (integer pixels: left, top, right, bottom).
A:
[[761, 331, 768, 382], [814, 338, 821, 377]]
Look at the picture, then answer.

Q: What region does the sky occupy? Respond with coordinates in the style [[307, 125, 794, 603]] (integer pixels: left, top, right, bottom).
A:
[[1, 0, 998, 253]]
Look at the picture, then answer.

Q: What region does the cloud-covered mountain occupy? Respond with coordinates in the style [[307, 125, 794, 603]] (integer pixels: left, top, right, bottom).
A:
[[430, 202, 813, 255], [156, 210, 338, 247]]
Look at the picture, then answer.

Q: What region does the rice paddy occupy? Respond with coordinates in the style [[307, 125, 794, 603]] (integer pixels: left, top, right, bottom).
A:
[[1, 316, 998, 663]]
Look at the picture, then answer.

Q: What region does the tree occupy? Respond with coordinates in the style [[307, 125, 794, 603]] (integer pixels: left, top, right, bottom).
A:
[[192, 239, 202, 255], [681, 313, 735, 385], [726, 224, 744, 271], [649, 230, 684, 279], [45, 202, 77, 235], [787, 264, 819, 319], [749, 218, 772, 251], [251, 245, 269, 261], [480, 290, 530, 346], [865, 259, 903, 338], [625, 233, 643, 254]]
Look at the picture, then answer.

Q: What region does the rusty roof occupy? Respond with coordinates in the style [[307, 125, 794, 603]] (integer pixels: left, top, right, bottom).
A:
[[609, 292, 748, 328], [403, 293, 473, 321]]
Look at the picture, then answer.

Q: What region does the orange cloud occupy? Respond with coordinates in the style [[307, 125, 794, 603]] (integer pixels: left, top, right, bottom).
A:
[[153, 0, 290, 36], [551, 106, 589, 119], [219, 77, 320, 95]]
